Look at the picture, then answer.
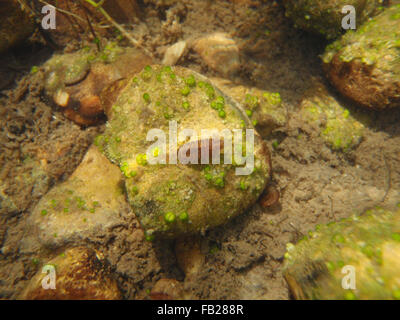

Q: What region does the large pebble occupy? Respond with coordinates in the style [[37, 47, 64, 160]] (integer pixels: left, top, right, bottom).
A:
[[98, 65, 271, 239], [322, 5, 400, 110], [20, 247, 121, 300], [26, 146, 130, 249], [283, 0, 384, 39], [193, 33, 240, 77], [284, 206, 400, 300]]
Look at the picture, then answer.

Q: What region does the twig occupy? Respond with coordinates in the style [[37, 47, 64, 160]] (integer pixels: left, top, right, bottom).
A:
[[83, 0, 154, 58], [38, 0, 111, 28], [381, 151, 391, 203], [327, 195, 335, 219], [85, 11, 101, 52]]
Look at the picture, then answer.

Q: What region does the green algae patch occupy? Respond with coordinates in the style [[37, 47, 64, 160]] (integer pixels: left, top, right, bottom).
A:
[[283, 0, 384, 39], [100, 65, 271, 238], [322, 5, 400, 110], [284, 206, 400, 300], [300, 85, 368, 152]]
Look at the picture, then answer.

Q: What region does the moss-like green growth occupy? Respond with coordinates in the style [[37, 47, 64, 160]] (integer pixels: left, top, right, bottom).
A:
[[143, 93, 151, 103], [284, 206, 400, 300], [30, 66, 39, 74], [283, 0, 383, 39]]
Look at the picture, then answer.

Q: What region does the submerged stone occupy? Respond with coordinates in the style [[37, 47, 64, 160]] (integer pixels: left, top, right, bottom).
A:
[[299, 84, 369, 152], [211, 78, 286, 138], [193, 33, 240, 77], [42, 43, 152, 125], [20, 247, 121, 300], [283, 0, 384, 39], [284, 206, 400, 300], [99, 65, 271, 238], [323, 5, 400, 110], [26, 146, 130, 249]]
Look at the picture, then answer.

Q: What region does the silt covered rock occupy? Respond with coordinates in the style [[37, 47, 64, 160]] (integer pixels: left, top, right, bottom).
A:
[[283, 0, 384, 39], [42, 43, 152, 125], [323, 5, 400, 110], [20, 247, 121, 300], [26, 145, 130, 249], [98, 65, 271, 239], [284, 205, 400, 300], [299, 83, 369, 152], [211, 78, 286, 138]]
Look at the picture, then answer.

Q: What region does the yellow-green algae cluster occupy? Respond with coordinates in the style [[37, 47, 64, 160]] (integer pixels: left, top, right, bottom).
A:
[[300, 86, 368, 152], [283, 0, 384, 39], [284, 205, 400, 300], [97, 65, 271, 239]]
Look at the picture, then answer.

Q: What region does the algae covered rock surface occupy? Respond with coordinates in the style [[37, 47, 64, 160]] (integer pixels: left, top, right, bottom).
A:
[[323, 5, 400, 110], [284, 206, 400, 300], [98, 65, 271, 239], [42, 43, 153, 125], [211, 78, 287, 138], [283, 0, 383, 39], [300, 84, 369, 152]]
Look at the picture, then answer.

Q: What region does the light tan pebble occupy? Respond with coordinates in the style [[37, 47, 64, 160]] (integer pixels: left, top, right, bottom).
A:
[[53, 90, 70, 108], [150, 278, 184, 300], [193, 33, 240, 77], [162, 40, 188, 66]]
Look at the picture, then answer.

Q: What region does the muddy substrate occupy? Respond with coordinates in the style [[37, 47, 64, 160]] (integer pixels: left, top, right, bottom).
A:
[[0, 0, 399, 299]]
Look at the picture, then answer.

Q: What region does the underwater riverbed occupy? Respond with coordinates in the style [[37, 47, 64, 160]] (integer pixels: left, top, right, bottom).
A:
[[0, 0, 400, 300]]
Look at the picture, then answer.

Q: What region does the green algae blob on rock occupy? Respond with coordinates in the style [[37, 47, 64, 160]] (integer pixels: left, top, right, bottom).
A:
[[283, 0, 384, 39], [99, 65, 271, 239], [323, 5, 400, 110], [284, 206, 400, 300]]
